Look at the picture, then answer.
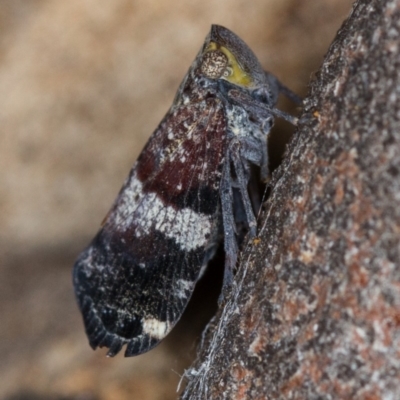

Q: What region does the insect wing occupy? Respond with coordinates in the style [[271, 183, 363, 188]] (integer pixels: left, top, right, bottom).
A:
[[73, 100, 227, 357]]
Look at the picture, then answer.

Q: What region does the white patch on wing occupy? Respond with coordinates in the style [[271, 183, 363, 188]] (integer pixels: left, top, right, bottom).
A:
[[110, 172, 212, 251], [175, 279, 194, 299], [142, 318, 170, 340]]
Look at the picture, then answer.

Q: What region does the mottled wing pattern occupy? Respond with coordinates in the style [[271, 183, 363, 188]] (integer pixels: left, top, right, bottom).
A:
[[73, 99, 228, 356]]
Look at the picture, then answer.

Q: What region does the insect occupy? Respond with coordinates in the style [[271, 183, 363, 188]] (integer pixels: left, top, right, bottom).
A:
[[73, 25, 300, 357]]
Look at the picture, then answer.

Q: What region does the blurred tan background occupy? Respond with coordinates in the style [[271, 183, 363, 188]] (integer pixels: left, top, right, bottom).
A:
[[0, 1, 353, 399]]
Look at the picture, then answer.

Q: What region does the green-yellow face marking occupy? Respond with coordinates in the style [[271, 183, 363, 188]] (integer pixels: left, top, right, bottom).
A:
[[201, 42, 253, 87]]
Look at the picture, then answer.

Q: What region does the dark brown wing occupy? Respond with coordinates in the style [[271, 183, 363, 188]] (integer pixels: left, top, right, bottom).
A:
[[73, 99, 228, 357]]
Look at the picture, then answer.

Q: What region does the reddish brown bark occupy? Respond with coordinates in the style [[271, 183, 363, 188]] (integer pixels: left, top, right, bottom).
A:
[[182, 0, 400, 398]]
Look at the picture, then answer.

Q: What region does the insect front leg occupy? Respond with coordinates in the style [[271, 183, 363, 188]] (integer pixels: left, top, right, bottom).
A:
[[271, 108, 299, 126], [264, 70, 303, 105], [227, 87, 298, 128]]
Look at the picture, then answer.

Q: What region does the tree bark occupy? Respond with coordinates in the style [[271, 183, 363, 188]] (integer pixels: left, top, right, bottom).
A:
[[181, 0, 400, 398]]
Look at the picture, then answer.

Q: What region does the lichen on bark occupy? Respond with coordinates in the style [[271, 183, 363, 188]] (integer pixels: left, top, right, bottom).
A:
[[181, 0, 400, 398]]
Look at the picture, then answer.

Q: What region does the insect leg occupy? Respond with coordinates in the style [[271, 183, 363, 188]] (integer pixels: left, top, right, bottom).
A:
[[220, 155, 238, 287], [264, 71, 303, 105], [229, 140, 258, 239], [271, 108, 299, 125], [226, 87, 298, 128]]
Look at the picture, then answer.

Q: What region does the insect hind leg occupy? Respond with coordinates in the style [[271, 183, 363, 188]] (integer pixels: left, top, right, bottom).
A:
[[220, 153, 238, 289], [229, 140, 257, 239], [220, 140, 260, 293]]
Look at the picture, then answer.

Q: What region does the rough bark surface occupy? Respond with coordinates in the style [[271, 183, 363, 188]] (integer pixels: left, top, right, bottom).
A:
[[182, 0, 400, 398]]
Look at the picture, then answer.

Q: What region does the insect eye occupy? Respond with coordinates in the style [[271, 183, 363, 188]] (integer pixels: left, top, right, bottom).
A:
[[201, 50, 228, 79]]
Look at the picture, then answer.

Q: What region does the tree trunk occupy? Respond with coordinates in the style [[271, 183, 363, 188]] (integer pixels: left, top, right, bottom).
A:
[[181, 0, 400, 398]]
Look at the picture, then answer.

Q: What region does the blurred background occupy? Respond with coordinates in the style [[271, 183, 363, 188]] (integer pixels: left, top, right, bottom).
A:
[[0, 1, 353, 399]]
